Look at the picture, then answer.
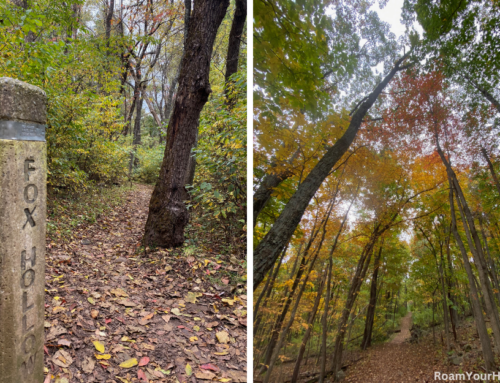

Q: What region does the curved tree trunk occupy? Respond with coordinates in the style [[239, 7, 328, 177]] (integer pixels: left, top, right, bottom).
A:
[[143, 0, 230, 248], [253, 53, 411, 289]]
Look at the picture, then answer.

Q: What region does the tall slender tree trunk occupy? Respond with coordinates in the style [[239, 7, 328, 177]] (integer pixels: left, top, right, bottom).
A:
[[105, 0, 115, 48], [253, 53, 411, 289], [361, 241, 383, 350], [479, 216, 500, 305], [289, 273, 326, 383], [262, 220, 330, 383], [224, 0, 246, 96], [258, 204, 333, 376], [448, 180, 496, 371], [254, 245, 287, 336], [463, 74, 500, 113], [317, 261, 333, 383], [331, 235, 378, 378], [435, 133, 500, 353], [481, 147, 500, 196], [143, 0, 230, 248]]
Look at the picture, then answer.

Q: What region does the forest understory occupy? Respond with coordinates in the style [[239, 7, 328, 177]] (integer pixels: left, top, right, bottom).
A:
[[264, 313, 498, 383], [43, 184, 247, 383]]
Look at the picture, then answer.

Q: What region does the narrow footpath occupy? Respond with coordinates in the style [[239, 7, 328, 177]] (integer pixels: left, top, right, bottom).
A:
[[345, 312, 453, 383], [44, 185, 247, 383]]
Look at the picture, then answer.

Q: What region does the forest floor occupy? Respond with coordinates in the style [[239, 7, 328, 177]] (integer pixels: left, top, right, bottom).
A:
[[43, 184, 247, 383], [268, 313, 494, 383]]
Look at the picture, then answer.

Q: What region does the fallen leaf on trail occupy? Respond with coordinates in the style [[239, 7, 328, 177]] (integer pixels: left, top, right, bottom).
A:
[[93, 340, 105, 353], [120, 358, 138, 368], [46, 325, 67, 341], [116, 377, 130, 383], [221, 298, 235, 306], [43, 373, 51, 383], [54, 378, 69, 383], [185, 363, 193, 376], [193, 325, 200, 331], [139, 313, 154, 325], [52, 349, 73, 367], [91, 309, 99, 318], [190, 336, 198, 342], [95, 354, 111, 359], [117, 298, 137, 307], [138, 369, 148, 382], [57, 338, 71, 347], [139, 356, 150, 366], [195, 371, 216, 380], [200, 363, 219, 372], [214, 352, 229, 356], [162, 315, 171, 323], [82, 356, 95, 373], [171, 308, 181, 316], [105, 318, 112, 324], [88, 297, 95, 305], [227, 370, 247, 382], [219, 379, 231, 382], [221, 278, 229, 285], [52, 306, 66, 314], [216, 331, 230, 344], [185, 291, 202, 303], [111, 288, 129, 297]]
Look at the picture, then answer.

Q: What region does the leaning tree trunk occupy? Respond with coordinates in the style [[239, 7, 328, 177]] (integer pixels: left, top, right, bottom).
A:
[[253, 53, 411, 289], [143, 0, 230, 248]]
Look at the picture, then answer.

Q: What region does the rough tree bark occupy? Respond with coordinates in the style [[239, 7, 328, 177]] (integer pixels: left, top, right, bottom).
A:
[[105, 0, 115, 48], [143, 0, 230, 247], [224, 0, 246, 99], [253, 53, 411, 289]]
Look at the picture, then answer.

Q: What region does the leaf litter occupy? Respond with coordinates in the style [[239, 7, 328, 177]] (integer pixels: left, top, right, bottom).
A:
[[44, 185, 247, 382]]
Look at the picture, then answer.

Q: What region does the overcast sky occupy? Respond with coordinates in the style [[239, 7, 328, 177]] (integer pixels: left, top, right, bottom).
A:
[[377, 0, 407, 38]]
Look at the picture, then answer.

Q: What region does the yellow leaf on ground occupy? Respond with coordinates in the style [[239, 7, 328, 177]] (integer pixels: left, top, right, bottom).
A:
[[186, 363, 193, 376], [119, 358, 138, 368], [92, 341, 105, 353], [95, 354, 111, 359]]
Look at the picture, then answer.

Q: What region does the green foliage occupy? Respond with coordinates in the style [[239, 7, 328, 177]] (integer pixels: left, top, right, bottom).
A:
[[134, 143, 165, 185], [188, 70, 247, 245], [0, 0, 128, 192]]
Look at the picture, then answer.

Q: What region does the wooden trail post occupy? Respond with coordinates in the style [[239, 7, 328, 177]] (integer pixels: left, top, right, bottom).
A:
[[0, 77, 47, 382]]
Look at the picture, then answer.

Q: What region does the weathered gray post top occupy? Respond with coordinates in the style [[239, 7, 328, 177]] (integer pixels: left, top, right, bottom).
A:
[[0, 77, 46, 382]]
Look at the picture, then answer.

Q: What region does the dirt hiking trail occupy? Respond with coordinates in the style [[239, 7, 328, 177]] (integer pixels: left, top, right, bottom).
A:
[[44, 185, 247, 383], [346, 312, 447, 383]]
